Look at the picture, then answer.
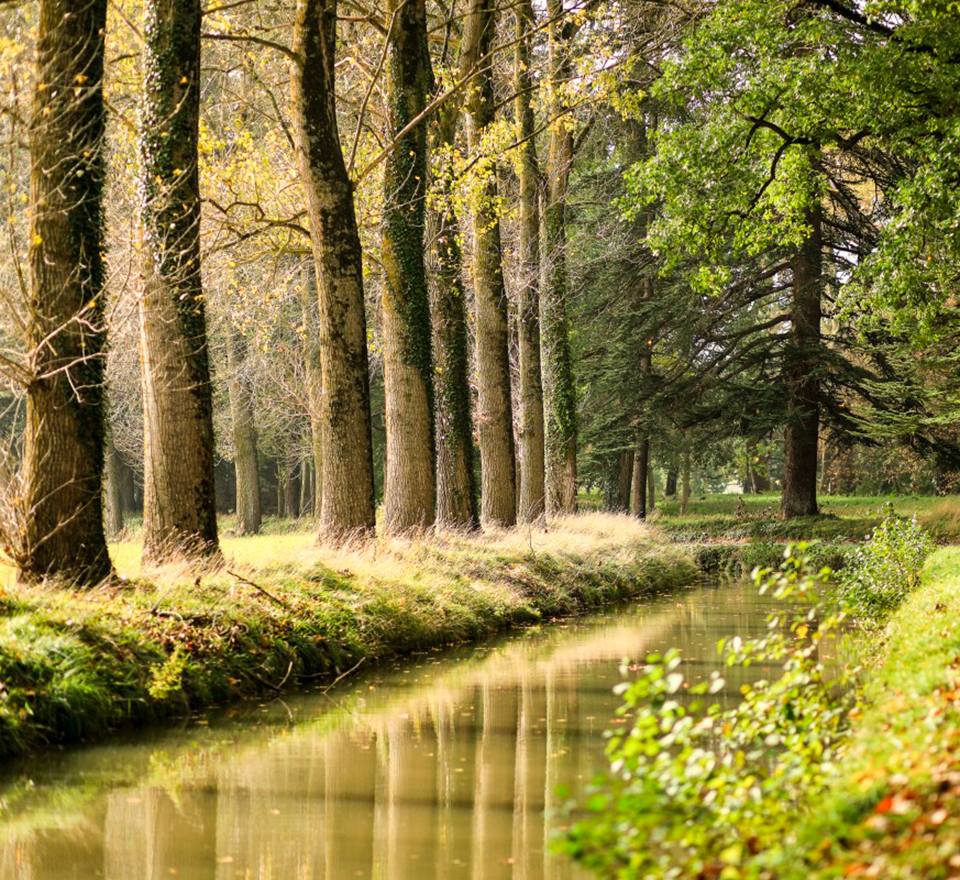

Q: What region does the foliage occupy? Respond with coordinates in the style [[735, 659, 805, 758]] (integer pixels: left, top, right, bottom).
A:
[[561, 549, 858, 879], [840, 505, 935, 622]]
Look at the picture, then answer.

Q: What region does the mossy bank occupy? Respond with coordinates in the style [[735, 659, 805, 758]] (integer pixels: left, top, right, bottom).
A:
[[0, 513, 695, 760]]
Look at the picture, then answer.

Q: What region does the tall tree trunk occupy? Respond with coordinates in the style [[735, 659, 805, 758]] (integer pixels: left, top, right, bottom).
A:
[[428, 106, 478, 529], [664, 468, 678, 497], [225, 329, 261, 535], [631, 437, 649, 520], [284, 458, 301, 520], [617, 450, 633, 512], [514, 0, 546, 524], [542, 0, 578, 515], [381, 0, 435, 533], [104, 436, 125, 540], [781, 201, 822, 519], [118, 457, 138, 517], [747, 438, 771, 493], [680, 447, 691, 516], [300, 458, 313, 515], [276, 461, 286, 518], [462, 0, 517, 527], [292, 0, 376, 540], [139, 0, 218, 563], [647, 459, 656, 511], [20, 0, 112, 584], [300, 261, 324, 515]]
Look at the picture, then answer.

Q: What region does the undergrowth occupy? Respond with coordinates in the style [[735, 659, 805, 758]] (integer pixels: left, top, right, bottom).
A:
[[564, 508, 938, 879]]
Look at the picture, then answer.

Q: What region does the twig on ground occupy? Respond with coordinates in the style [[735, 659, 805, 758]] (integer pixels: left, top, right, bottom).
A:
[[226, 569, 291, 609]]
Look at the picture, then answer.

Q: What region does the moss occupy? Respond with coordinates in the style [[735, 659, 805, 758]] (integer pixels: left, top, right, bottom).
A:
[[0, 517, 695, 759]]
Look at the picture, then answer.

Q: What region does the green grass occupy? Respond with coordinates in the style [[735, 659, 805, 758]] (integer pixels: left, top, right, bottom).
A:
[[784, 547, 960, 878], [650, 493, 960, 543], [0, 513, 696, 759]]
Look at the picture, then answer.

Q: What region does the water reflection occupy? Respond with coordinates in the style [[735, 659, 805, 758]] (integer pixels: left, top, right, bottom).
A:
[[0, 580, 782, 880]]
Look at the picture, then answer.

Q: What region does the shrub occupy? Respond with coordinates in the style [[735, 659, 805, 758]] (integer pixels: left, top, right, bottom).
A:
[[840, 505, 934, 622], [560, 550, 858, 880]]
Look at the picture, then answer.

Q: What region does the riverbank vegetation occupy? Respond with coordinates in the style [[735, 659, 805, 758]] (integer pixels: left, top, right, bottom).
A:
[[563, 511, 955, 878], [0, 514, 694, 759]]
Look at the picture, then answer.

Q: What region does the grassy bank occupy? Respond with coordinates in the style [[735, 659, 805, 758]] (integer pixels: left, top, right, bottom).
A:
[[0, 513, 695, 760], [650, 493, 960, 543], [786, 547, 960, 878]]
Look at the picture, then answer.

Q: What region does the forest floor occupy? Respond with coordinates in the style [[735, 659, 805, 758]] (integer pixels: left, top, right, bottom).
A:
[[789, 546, 960, 878], [0, 513, 695, 759]]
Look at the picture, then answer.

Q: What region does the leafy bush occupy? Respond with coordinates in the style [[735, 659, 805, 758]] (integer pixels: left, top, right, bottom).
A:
[[840, 505, 934, 622], [560, 550, 858, 880]]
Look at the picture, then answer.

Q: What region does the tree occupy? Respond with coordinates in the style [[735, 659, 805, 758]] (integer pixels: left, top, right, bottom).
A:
[[139, 0, 219, 561], [429, 102, 478, 530], [514, 0, 547, 523], [462, 0, 517, 527], [782, 199, 822, 517], [292, 0, 377, 540], [18, 0, 113, 583], [225, 327, 262, 534], [380, 0, 435, 533], [542, 0, 579, 515]]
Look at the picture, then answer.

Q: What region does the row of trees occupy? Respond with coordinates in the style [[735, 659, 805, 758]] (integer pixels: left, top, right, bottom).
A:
[[2, 0, 595, 586], [3, 0, 960, 585]]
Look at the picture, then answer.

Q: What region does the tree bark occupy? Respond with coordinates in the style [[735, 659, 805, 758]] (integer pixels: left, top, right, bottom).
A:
[[680, 447, 691, 515], [631, 436, 649, 520], [300, 261, 323, 515], [514, 0, 547, 524], [20, 0, 112, 584], [138, 0, 219, 563], [542, 0, 578, 515], [292, 0, 376, 540], [647, 458, 656, 511], [462, 0, 517, 527], [381, 0, 435, 533], [664, 468, 678, 497], [428, 106, 478, 530], [225, 329, 261, 535], [617, 450, 633, 511], [781, 201, 822, 519], [300, 458, 313, 515], [284, 458, 301, 520], [104, 436, 125, 540]]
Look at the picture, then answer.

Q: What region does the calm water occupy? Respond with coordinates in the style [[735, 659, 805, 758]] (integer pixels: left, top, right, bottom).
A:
[[0, 580, 782, 880]]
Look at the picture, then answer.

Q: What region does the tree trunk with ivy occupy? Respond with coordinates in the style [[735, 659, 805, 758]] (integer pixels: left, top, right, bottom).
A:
[[428, 100, 478, 530], [515, 0, 546, 524], [381, 0, 435, 533], [226, 328, 261, 535], [292, 0, 376, 540], [542, 0, 578, 516], [781, 200, 822, 519], [138, 0, 219, 563], [462, 0, 517, 527], [19, 0, 113, 584]]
